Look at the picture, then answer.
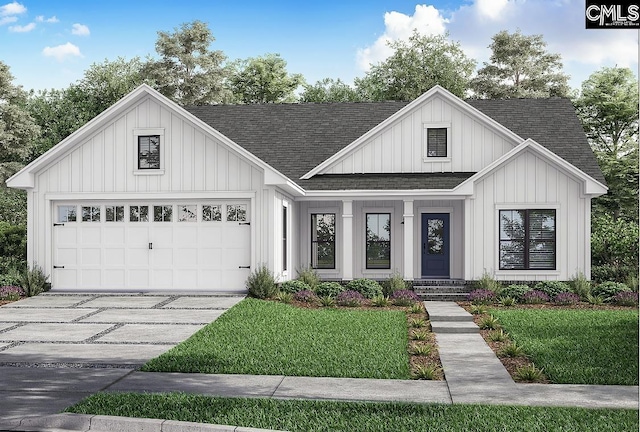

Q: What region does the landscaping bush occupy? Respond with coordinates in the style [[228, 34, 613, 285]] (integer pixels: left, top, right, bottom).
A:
[[500, 284, 532, 301], [382, 271, 408, 296], [0, 262, 24, 287], [612, 291, 639, 307], [314, 281, 345, 298], [296, 266, 320, 290], [335, 290, 365, 307], [294, 290, 318, 303], [246, 265, 277, 299], [19, 265, 50, 297], [533, 281, 571, 299], [553, 292, 580, 306], [279, 280, 311, 294], [0, 285, 24, 301], [521, 290, 550, 304], [592, 281, 631, 302], [390, 289, 419, 306], [468, 289, 496, 305], [592, 265, 638, 284], [345, 278, 383, 299], [0, 222, 26, 259], [569, 272, 592, 299], [474, 271, 502, 295]]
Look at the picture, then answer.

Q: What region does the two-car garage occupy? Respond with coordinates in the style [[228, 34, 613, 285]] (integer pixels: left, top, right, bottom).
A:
[[52, 201, 252, 292]]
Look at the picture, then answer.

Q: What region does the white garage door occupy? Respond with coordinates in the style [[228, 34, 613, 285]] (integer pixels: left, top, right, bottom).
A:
[[52, 201, 251, 291]]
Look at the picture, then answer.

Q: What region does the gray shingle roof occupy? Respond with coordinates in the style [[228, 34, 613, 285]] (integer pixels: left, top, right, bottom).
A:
[[186, 97, 605, 191]]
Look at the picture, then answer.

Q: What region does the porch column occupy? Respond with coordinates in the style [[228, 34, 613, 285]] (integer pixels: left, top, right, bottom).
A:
[[342, 200, 353, 281], [403, 200, 414, 280]]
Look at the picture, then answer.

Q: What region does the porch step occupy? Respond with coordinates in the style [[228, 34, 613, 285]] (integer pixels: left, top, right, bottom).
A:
[[414, 282, 475, 302], [430, 320, 479, 334]]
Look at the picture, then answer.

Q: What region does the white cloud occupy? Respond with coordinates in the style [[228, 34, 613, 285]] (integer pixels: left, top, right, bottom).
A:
[[8, 21, 34, 32], [0, 15, 16, 25], [71, 23, 90, 36], [358, 1, 639, 89], [42, 42, 82, 61], [36, 15, 59, 23], [0, 1, 26, 16], [357, 4, 448, 70]]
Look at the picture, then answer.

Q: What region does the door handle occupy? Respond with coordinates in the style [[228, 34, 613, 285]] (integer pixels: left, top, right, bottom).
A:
[[53, 265, 65, 269], [149, 243, 153, 250], [239, 266, 251, 269]]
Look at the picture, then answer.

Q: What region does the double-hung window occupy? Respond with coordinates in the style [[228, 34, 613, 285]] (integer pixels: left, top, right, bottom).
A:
[[311, 213, 335, 269], [366, 213, 391, 269], [499, 209, 556, 270]]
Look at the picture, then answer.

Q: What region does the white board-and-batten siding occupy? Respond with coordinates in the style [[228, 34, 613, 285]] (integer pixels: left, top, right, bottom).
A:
[[29, 96, 265, 271], [320, 96, 515, 175], [467, 149, 590, 281]]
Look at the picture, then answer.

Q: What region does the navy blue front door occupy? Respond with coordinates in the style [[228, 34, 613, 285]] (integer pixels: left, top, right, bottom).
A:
[[421, 213, 450, 278]]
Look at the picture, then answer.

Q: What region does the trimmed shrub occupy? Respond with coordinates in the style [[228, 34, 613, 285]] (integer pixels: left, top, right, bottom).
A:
[[297, 266, 320, 290], [294, 290, 318, 303], [314, 281, 345, 298], [345, 278, 383, 299], [522, 290, 550, 304], [468, 289, 496, 305], [279, 280, 311, 294], [533, 281, 571, 299], [611, 291, 639, 306], [390, 289, 419, 306], [591, 265, 638, 284], [500, 284, 532, 301], [553, 292, 580, 306], [245, 265, 277, 299], [335, 290, 365, 307], [0, 222, 26, 259], [592, 281, 631, 302]]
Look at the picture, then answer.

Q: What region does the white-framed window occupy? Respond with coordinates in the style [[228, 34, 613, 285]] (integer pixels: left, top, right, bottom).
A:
[[202, 205, 222, 221], [133, 128, 165, 175], [130, 205, 149, 222], [366, 213, 391, 269], [58, 205, 77, 223], [499, 209, 556, 270], [153, 205, 173, 222], [178, 205, 197, 222], [81, 206, 100, 222], [105, 206, 125, 222], [227, 204, 247, 222], [423, 122, 451, 161], [282, 205, 288, 272], [311, 213, 336, 269]]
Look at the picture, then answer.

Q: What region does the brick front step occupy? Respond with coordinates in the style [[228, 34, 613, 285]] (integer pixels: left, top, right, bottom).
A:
[[418, 293, 470, 302]]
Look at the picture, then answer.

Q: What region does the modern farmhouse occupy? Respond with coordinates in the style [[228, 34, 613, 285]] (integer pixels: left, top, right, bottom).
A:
[[7, 85, 607, 292]]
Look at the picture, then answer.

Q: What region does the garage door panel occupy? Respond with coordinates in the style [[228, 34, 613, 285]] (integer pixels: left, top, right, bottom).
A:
[[53, 201, 251, 291], [81, 248, 101, 266]]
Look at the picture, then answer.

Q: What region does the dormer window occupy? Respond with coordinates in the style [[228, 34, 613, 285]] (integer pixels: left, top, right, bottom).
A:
[[133, 128, 165, 175], [423, 123, 451, 161]]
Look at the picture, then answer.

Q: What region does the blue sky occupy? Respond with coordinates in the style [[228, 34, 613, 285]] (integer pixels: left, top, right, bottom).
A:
[[1, 0, 637, 93]]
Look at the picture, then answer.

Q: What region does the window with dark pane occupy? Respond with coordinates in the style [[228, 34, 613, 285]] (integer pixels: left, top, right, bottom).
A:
[[427, 128, 447, 157], [499, 209, 555, 270], [130, 205, 149, 222], [81, 206, 100, 222], [366, 213, 391, 269], [202, 205, 221, 221], [105, 206, 124, 222], [311, 213, 335, 269], [138, 135, 160, 169], [154, 205, 172, 222]]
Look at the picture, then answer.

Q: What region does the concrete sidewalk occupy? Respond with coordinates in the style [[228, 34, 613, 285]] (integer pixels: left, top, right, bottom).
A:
[[0, 297, 637, 432]]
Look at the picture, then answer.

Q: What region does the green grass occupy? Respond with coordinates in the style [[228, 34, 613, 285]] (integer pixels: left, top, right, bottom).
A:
[[142, 298, 410, 379], [65, 393, 639, 432], [489, 308, 639, 385]]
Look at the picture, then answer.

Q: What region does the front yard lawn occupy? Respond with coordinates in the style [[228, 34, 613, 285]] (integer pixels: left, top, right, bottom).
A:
[[488, 308, 639, 385], [65, 393, 639, 432], [142, 298, 411, 379]]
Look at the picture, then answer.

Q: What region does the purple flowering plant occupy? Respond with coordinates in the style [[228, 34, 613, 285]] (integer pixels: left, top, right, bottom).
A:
[[522, 290, 550, 304], [391, 289, 419, 306], [612, 291, 639, 306], [468, 289, 496, 305], [336, 290, 365, 307], [0, 285, 24, 301], [294, 290, 318, 303], [553, 292, 580, 305]]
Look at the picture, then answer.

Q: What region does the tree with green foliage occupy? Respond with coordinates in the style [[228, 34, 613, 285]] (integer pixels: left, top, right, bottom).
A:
[[27, 57, 145, 160], [230, 54, 303, 104], [354, 31, 475, 100], [300, 78, 364, 103], [0, 61, 40, 182], [574, 67, 639, 222], [142, 20, 230, 105], [470, 30, 570, 99]]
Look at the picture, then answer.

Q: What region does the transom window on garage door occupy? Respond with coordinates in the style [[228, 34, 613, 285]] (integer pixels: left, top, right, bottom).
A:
[[57, 204, 247, 223]]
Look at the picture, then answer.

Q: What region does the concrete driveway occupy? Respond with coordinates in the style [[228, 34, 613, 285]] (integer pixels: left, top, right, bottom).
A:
[[0, 292, 244, 421]]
